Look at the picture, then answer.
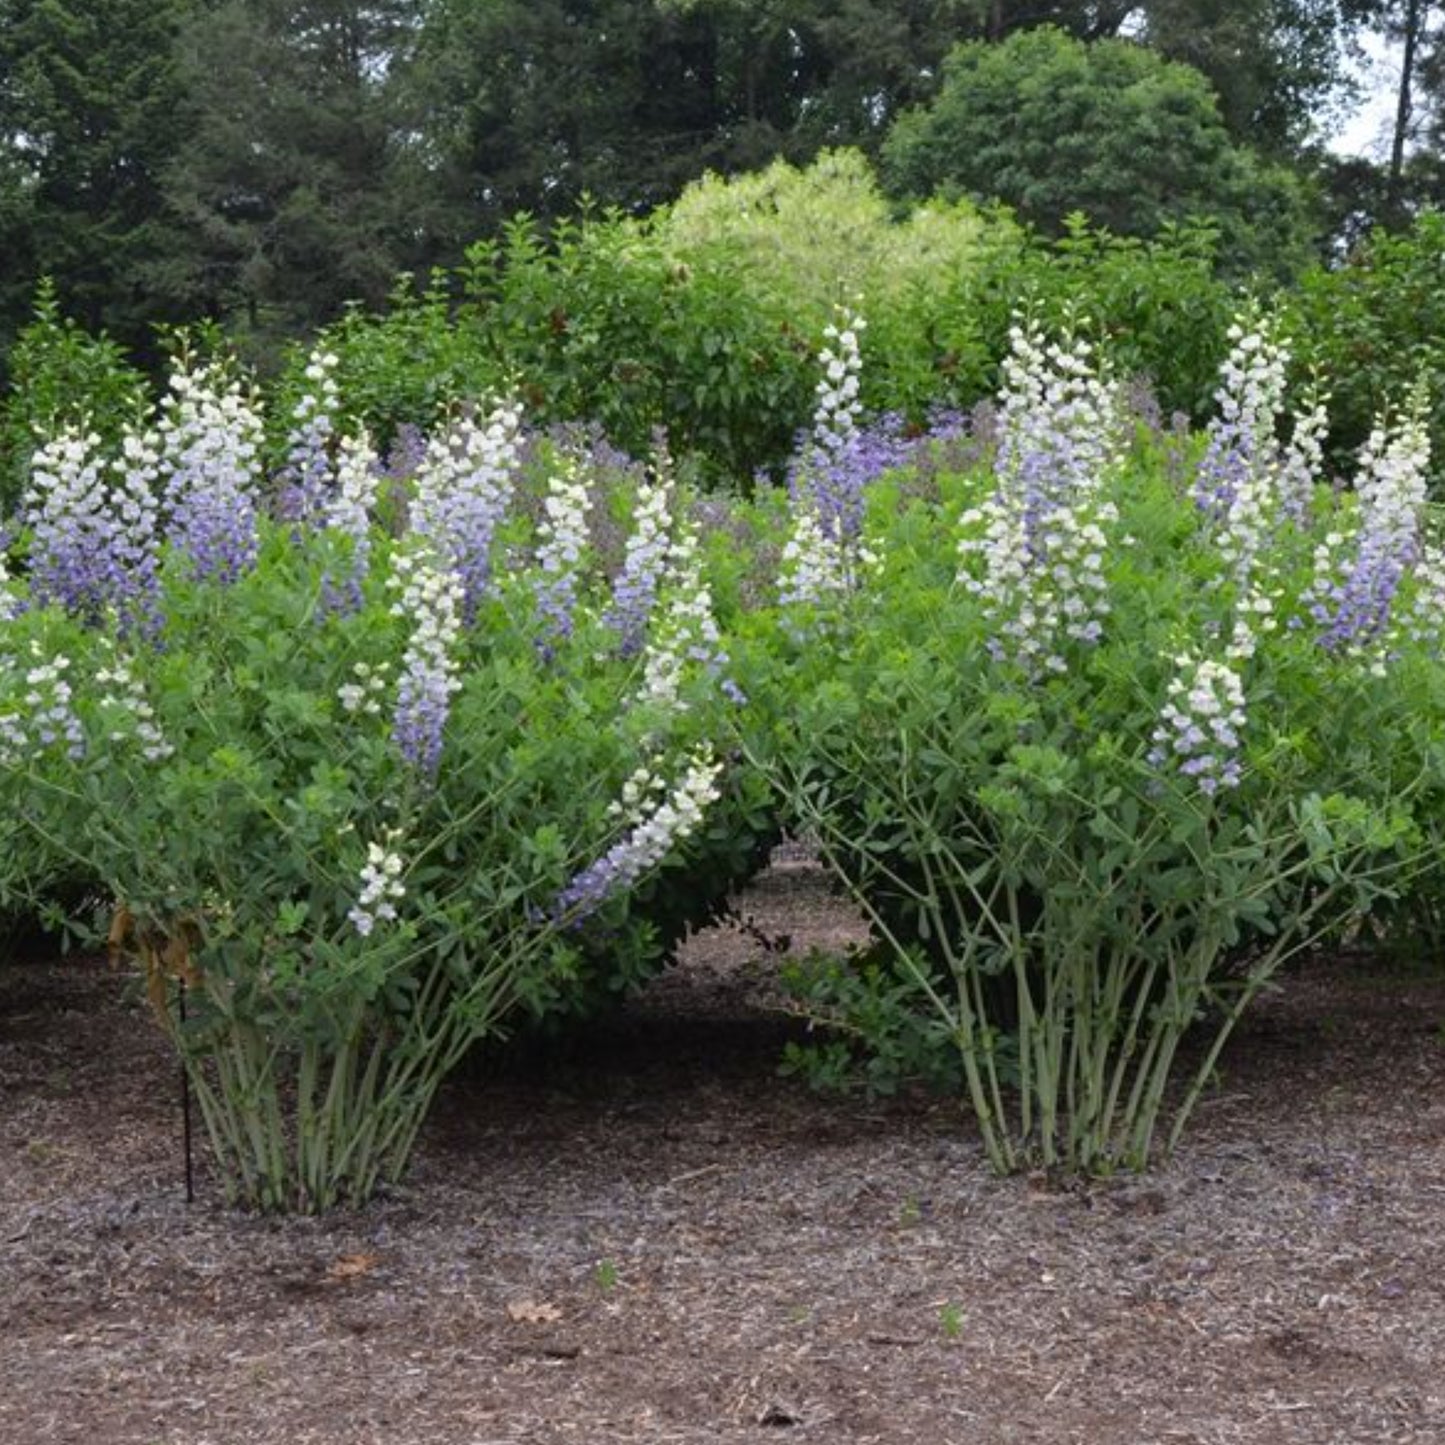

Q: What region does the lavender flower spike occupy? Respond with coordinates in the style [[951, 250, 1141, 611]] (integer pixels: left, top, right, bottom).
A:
[[532, 455, 594, 655], [1306, 385, 1432, 667], [24, 424, 155, 630], [0, 641, 86, 766], [157, 361, 265, 585], [410, 400, 524, 619], [1192, 312, 1290, 524], [276, 347, 340, 526], [321, 430, 382, 612], [1148, 653, 1247, 796], [957, 318, 1121, 673], [553, 745, 724, 923], [604, 451, 675, 658]]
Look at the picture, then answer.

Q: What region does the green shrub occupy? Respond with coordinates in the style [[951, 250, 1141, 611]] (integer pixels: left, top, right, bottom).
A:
[[1288, 212, 1445, 490], [0, 281, 149, 517], [748, 318, 1442, 1172], [2, 378, 768, 1211]]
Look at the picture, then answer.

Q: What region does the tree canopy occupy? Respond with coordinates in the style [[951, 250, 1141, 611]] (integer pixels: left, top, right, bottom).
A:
[[0, 0, 1439, 367], [881, 26, 1319, 273]]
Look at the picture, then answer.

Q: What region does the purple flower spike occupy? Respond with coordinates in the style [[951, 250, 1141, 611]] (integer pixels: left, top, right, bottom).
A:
[[604, 448, 675, 658], [553, 747, 722, 925], [532, 456, 594, 656], [157, 363, 265, 586], [956, 319, 1122, 674], [275, 349, 340, 527], [411, 401, 523, 621], [23, 422, 163, 635], [1304, 390, 1431, 667]]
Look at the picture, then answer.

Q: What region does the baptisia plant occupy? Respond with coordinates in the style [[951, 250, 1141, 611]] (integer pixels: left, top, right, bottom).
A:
[[2, 375, 734, 1212], [763, 313, 1434, 1174], [779, 308, 884, 616]]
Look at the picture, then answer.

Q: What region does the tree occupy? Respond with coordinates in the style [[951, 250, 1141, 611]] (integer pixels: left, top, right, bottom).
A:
[[881, 26, 1319, 274], [0, 0, 196, 364], [407, 0, 984, 230], [155, 0, 437, 348], [1138, 0, 1374, 153]]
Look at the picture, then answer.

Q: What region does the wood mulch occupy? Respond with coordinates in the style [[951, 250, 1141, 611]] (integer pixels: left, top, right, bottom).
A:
[[2, 863, 1444, 1445]]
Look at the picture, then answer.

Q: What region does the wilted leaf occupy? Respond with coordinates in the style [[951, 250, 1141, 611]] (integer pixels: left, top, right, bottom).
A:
[[327, 1251, 379, 1281], [507, 1298, 562, 1324]]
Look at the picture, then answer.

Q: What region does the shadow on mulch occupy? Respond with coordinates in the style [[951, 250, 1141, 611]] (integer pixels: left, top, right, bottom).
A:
[[3, 866, 1445, 1445]]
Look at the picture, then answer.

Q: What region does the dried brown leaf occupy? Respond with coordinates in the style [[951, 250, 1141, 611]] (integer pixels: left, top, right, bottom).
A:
[[506, 1299, 562, 1325], [327, 1252, 380, 1281]]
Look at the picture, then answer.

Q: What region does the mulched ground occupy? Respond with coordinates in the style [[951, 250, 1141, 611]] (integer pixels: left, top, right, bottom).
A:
[[3, 863, 1445, 1445]]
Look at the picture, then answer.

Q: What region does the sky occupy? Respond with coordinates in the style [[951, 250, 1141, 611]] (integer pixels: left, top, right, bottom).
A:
[[1329, 32, 1400, 158]]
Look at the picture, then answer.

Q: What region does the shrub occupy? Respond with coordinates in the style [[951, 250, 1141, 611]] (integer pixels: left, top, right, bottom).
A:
[[0, 281, 149, 517], [1287, 211, 1445, 491], [1, 362, 769, 1211], [749, 313, 1442, 1171]]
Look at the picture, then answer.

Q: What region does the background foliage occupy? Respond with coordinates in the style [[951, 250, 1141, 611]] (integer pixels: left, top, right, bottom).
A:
[[3, 0, 1444, 383]]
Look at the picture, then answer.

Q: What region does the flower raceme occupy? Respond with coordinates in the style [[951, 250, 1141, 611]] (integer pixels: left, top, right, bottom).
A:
[[410, 401, 523, 618], [1149, 653, 1248, 796], [0, 641, 86, 767], [93, 643, 172, 762], [604, 457, 675, 658], [1192, 316, 1291, 532], [156, 361, 265, 585], [1191, 313, 1326, 621], [780, 309, 884, 614], [637, 518, 741, 713], [812, 313, 865, 460], [23, 423, 161, 631], [958, 320, 1121, 674], [532, 454, 594, 654], [389, 549, 465, 778], [321, 430, 383, 612], [1305, 389, 1432, 667], [552, 745, 724, 924], [276, 348, 340, 526], [348, 831, 407, 937], [994, 320, 1122, 509]]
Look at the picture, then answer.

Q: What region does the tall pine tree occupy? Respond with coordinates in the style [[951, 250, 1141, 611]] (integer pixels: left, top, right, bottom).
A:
[[156, 0, 435, 345], [0, 0, 195, 363]]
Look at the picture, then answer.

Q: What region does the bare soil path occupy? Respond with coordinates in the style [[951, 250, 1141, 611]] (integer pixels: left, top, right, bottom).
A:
[[3, 866, 1445, 1445]]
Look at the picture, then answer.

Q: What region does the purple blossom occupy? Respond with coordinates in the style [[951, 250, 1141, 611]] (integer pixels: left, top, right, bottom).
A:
[[1148, 655, 1247, 796], [22, 423, 162, 634], [411, 402, 523, 620], [553, 747, 723, 924], [532, 457, 594, 655], [157, 363, 264, 585], [320, 431, 382, 615], [1304, 390, 1431, 663], [1191, 317, 1289, 524], [957, 320, 1121, 672], [0, 643, 85, 765], [787, 413, 914, 544], [386, 423, 428, 483], [604, 448, 675, 657], [274, 349, 340, 526]]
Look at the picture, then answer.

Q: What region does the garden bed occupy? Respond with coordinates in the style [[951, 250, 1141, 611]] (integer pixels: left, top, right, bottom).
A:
[[3, 864, 1444, 1445]]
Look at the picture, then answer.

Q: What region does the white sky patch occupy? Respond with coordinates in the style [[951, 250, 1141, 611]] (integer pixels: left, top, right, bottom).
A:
[[1328, 32, 1400, 160]]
